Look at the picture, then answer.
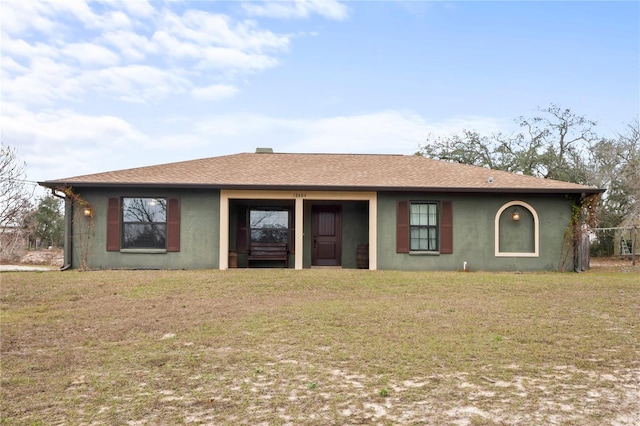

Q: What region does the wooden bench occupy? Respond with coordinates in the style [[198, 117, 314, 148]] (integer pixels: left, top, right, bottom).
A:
[[247, 242, 288, 268]]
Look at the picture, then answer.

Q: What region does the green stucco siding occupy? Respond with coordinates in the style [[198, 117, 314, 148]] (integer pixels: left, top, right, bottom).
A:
[[376, 192, 574, 272], [340, 201, 369, 269], [71, 188, 220, 270], [67, 188, 575, 272], [499, 208, 535, 253]]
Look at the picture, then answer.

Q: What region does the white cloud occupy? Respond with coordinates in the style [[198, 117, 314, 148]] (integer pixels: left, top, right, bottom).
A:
[[188, 111, 508, 156], [48, 0, 134, 32], [1, 103, 146, 181], [197, 47, 280, 71], [149, 31, 201, 59], [1, 0, 403, 187], [0, 35, 59, 61], [2, 1, 296, 107], [4, 104, 511, 185], [0, 0, 57, 35], [97, 10, 134, 31], [46, 0, 100, 28], [78, 65, 191, 103], [191, 84, 239, 101], [1, 0, 139, 37], [242, 0, 349, 20], [148, 30, 282, 72], [2, 106, 141, 145], [116, 0, 156, 18], [1, 57, 29, 74], [153, 9, 291, 69], [100, 30, 153, 61], [61, 43, 120, 67], [175, 10, 290, 51], [299, 112, 429, 153], [2, 57, 82, 106]]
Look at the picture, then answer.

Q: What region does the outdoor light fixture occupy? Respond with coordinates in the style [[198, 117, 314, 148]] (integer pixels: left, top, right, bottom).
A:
[[83, 207, 93, 217], [512, 209, 520, 221]]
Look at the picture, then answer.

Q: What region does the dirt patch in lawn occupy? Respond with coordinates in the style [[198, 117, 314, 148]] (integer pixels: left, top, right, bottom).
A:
[[0, 248, 64, 267]]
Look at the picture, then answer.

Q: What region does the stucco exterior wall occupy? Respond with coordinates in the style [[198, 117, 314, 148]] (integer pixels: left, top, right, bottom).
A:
[[340, 201, 370, 269], [71, 188, 220, 269], [67, 187, 574, 271], [376, 192, 574, 272]]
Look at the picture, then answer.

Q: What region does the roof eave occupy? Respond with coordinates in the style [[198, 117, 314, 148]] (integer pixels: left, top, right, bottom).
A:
[[39, 181, 605, 195]]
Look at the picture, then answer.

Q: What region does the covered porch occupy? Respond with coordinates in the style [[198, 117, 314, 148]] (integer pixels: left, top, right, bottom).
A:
[[219, 190, 377, 270]]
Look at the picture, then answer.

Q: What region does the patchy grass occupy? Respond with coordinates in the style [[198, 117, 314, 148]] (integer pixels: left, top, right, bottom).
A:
[[1, 269, 638, 425]]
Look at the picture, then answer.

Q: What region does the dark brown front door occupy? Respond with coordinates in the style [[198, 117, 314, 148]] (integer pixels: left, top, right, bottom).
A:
[[312, 206, 342, 266]]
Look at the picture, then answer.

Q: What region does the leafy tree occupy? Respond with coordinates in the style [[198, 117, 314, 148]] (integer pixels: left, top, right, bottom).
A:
[[25, 196, 64, 248], [418, 104, 597, 184]]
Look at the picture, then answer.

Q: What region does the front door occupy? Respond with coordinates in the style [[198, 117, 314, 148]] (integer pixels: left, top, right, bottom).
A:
[[312, 206, 342, 266]]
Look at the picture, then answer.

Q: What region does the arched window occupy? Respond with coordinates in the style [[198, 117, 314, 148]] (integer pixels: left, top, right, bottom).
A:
[[495, 201, 539, 257]]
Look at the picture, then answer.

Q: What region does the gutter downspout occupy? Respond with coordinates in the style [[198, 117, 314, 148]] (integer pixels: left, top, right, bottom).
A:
[[52, 189, 72, 271]]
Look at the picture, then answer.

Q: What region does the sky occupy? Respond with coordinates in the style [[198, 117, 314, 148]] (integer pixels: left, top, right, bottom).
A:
[[2, 0, 638, 195]]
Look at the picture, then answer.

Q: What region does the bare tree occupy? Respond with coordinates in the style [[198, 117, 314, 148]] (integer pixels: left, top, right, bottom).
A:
[[518, 104, 597, 182], [418, 104, 597, 184], [589, 119, 640, 226], [617, 119, 640, 220], [0, 145, 33, 259], [418, 130, 498, 169]]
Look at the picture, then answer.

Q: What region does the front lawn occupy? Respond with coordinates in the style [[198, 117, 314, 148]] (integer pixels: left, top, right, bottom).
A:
[[1, 269, 638, 425]]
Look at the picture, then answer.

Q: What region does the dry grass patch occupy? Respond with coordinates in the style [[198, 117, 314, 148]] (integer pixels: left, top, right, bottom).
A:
[[1, 269, 639, 425]]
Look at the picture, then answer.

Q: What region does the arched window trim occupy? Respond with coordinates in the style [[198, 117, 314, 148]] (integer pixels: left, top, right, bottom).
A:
[[495, 200, 539, 257]]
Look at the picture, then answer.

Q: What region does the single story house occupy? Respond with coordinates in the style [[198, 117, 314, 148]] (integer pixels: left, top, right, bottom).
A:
[[39, 150, 603, 271]]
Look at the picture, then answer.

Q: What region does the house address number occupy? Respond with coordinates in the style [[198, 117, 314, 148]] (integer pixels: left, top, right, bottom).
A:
[[294, 193, 307, 198]]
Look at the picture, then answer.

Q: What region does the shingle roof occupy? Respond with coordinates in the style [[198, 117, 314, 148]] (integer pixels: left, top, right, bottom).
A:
[[40, 152, 603, 194]]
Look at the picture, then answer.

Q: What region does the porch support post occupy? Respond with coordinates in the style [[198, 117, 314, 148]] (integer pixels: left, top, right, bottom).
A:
[[219, 192, 229, 270], [368, 194, 377, 270], [295, 198, 304, 270]]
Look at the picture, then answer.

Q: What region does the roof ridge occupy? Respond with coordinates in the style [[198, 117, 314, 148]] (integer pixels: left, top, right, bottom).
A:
[[238, 152, 408, 157]]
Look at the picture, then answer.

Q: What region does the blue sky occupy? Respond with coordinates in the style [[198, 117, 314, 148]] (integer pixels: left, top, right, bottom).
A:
[[2, 0, 638, 189]]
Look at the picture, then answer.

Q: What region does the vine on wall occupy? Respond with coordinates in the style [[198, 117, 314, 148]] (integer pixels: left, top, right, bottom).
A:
[[559, 193, 600, 272], [63, 187, 95, 271]]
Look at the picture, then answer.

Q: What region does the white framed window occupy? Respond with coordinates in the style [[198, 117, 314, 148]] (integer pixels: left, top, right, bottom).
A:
[[410, 202, 439, 251]]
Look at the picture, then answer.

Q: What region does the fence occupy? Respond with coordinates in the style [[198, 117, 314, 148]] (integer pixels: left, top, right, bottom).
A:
[[590, 226, 638, 266]]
